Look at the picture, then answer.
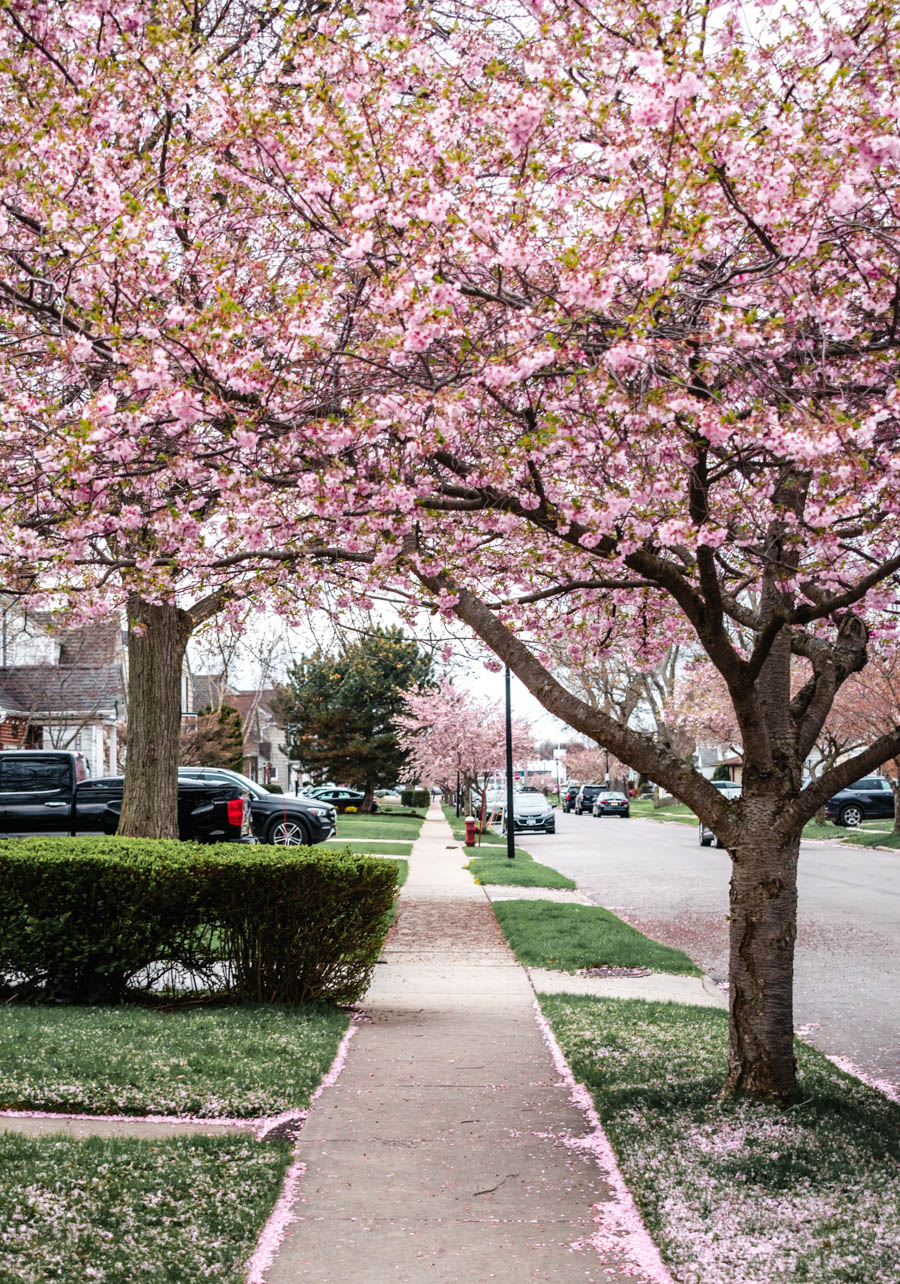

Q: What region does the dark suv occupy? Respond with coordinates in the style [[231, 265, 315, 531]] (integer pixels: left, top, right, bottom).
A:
[[562, 784, 580, 813], [574, 784, 604, 815], [824, 776, 895, 828], [180, 767, 337, 845]]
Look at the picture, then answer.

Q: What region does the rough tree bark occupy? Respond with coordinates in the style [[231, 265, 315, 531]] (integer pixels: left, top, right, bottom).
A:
[[118, 596, 194, 839], [118, 589, 230, 839]]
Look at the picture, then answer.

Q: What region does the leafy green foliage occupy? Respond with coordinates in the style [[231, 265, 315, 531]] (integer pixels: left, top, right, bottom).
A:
[[494, 901, 701, 973], [274, 627, 432, 805], [400, 788, 431, 808], [0, 837, 400, 1004]]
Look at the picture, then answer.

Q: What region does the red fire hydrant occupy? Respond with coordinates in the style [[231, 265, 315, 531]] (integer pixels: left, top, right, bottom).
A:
[[464, 815, 477, 846]]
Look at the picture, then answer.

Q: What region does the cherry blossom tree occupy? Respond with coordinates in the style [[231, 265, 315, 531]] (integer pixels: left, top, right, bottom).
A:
[[0, 0, 366, 835], [397, 681, 533, 805], [3, 0, 900, 1101], [272, 0, 900, 1100]]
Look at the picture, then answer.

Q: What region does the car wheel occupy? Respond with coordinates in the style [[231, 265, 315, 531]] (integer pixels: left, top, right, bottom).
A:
[[267, 818, 310, 846], [839, 804, 863, 828], [699, 829, 713, 847]]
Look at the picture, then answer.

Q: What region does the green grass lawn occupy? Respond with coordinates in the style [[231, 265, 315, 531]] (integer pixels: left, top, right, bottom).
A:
[[629, 798, 698, 825], [840, 828, 900, 848], [466, 847, 576, 890], [0, 1131, 290, 1284], [0, 1004, 349, 1117], [335, 813, 424, 841], [442, 803, 506, 845], [631, 798, 898, 846], [494, 900, 700, 974], [323, 839, 413, 856], [541, 995, 900, 1284]]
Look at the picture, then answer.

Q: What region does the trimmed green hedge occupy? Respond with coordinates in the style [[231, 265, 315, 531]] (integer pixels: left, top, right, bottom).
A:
[[0, 837, 399, 1005], [400, 788, 430, 808]]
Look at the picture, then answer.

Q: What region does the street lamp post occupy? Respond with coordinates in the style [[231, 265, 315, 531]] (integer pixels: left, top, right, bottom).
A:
[[505, 666, 515, 861]]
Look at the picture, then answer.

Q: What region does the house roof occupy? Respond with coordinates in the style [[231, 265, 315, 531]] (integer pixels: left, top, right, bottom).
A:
[[0, 666, 124, 718], [29, 616, 123, 665]]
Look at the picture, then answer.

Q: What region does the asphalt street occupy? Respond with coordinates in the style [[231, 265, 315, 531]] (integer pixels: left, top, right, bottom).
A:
[[520, 809, 900, 1091]]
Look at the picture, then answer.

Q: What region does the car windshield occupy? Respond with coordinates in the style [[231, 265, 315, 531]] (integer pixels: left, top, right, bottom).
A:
[[599, 793, 627, 801], [513, 794, 549, 813]]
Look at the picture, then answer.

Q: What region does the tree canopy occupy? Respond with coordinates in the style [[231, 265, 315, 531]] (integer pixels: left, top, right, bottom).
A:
[[275, 628, 432, 808], [2, 0, 900, 1098]]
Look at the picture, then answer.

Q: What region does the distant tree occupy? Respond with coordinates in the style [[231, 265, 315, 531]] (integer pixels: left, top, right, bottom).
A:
[[397, 681, 533, 805], [179, 704, 243, 772], [275, 629, 432, 812]]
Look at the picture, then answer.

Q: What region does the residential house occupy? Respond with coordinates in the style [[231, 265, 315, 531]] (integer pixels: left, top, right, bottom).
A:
[[0, 601, 126, 774], [190, 674, 292, 787]]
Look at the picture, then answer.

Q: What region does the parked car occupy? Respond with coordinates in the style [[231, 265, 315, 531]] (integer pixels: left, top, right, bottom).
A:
[[500, 792, 556, 835], [824, 776, 895, 828], [0, 751, 254, 842], [306, 786, 378, 814], [179, 767, 337, 845], [698, 780, 742, 848], [562, 784, 580, 813], [592, 790, 630, 818], [574, 783, 604, 815]]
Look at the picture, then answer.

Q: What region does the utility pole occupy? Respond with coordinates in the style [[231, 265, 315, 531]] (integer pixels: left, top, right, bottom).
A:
[[505, 666, 515, 860]]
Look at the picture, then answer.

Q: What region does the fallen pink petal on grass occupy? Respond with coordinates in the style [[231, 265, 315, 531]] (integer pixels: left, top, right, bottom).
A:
[[244, 1012, 361, 1283], [532, 1001, 675, 1284]]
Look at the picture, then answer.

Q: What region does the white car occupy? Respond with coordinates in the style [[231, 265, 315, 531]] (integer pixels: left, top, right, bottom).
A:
[[699, 780, 741, 848]]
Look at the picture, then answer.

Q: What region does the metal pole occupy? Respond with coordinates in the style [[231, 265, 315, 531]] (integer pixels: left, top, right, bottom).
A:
[[505, 666, 515, 860], [605, 747, 609, 786]]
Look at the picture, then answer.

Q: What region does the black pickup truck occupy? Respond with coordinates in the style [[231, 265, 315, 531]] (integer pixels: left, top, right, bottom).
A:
[[0, 751, 253, 842]]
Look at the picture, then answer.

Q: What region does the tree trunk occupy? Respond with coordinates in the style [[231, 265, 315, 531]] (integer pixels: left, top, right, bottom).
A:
[[726, 821, 799, 1100], [118, 595, 193, 839], [360, 781, 376, 813]]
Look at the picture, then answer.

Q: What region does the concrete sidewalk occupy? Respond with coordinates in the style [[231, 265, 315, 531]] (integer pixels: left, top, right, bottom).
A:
[[266, 806, 644, 1284]]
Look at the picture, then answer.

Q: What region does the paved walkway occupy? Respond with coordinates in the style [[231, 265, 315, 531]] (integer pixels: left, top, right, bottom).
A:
[[266, 806, 642, 1284]]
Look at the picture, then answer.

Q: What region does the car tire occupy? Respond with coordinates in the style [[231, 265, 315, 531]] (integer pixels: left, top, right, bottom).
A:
[[839, 804, 864, 828], [267, 817, 310, 846], [699, 829, 713, 847]]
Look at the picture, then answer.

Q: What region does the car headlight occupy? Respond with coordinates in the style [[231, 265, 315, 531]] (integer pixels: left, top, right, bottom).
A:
[[307, 806, 332, 817]]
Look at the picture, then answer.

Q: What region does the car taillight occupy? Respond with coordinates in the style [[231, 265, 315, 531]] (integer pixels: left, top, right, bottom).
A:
[[227, 798, 244, 827]]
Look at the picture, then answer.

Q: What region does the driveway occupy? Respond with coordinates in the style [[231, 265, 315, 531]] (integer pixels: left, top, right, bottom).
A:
[[520, 810, 900, 1091]]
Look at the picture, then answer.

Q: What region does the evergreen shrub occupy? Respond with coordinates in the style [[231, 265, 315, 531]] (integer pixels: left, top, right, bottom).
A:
[[400, 789, 430, 808], [0, 837, 399, 1004]]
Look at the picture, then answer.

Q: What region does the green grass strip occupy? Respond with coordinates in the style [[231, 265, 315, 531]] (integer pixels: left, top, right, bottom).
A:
[[335, 815, 424, 841], [0, 1004, 349, 1117], [466, 848, 576, 889], [540, 995, 900, 1284], [494, 900, 700, 974], [839, 829, 900, 848], [323, 839, 413, 856], [0, 1131, 290, 1284], [441, 803, 506, 845]]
